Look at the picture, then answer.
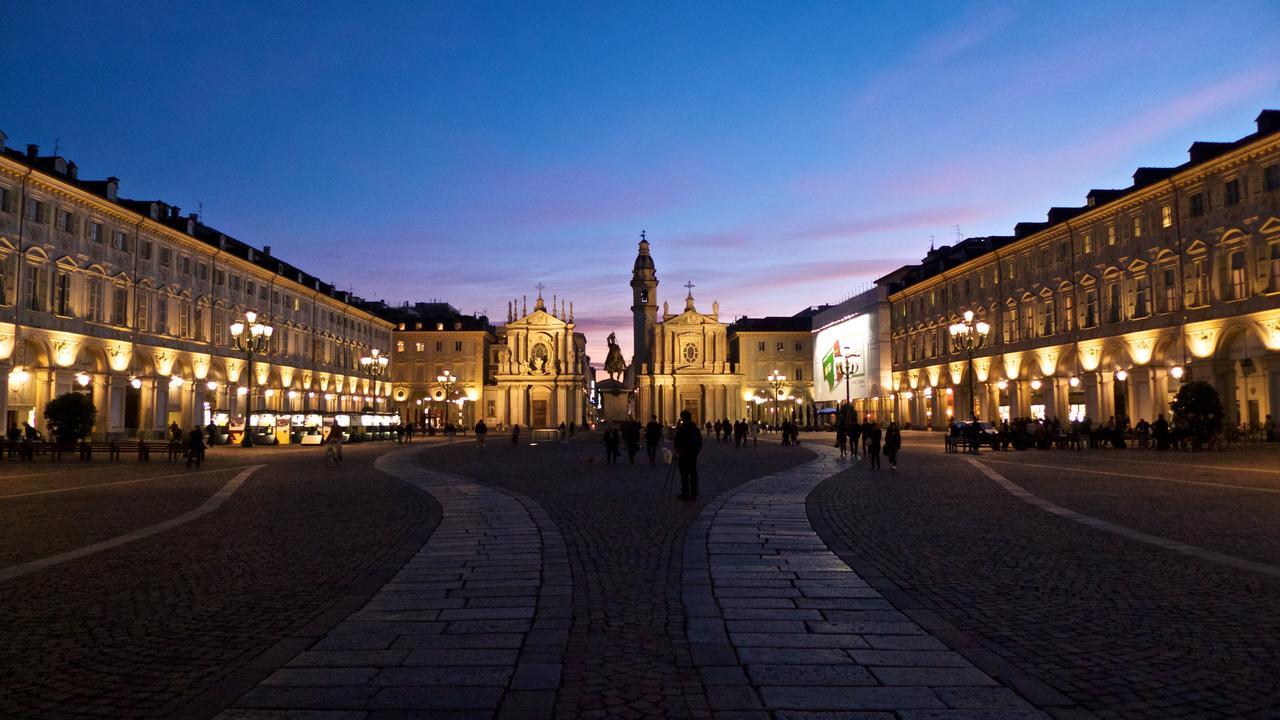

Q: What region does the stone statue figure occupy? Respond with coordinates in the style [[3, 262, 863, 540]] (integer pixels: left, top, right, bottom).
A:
[[603, 332, 628, 382]]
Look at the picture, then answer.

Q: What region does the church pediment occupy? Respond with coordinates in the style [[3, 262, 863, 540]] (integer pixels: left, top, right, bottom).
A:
[[663, 309, 722, 327]]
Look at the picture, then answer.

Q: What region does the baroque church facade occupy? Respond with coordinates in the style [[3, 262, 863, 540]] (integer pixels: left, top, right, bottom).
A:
[[628, 237, 746, 423]]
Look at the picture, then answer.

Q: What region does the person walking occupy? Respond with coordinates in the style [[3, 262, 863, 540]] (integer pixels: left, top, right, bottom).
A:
[[674, 410, 703, 499], [511, 424, 521, 446], [848, 419, 862, 460], [835, 421, 848, 458], [623, 418, 641, 464], [603, 424, 621, 464], [474, 419, 488, 446], [866, 421, 882, 470], [884, 423, 901, 471], [645, 415, 663, 464], [186, 427, 207, 469]]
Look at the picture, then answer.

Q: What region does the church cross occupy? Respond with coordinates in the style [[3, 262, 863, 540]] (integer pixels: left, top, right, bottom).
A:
[[684, 280, 695, 296], [535, 282, 546, 296], [640, 229, 646, 241]]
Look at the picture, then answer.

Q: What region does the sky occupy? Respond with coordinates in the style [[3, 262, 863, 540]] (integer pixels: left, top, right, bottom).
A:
[[4, 1, 1279, 364]]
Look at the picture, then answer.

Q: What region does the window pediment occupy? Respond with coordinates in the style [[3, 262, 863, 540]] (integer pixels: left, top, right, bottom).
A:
[[1259, 217, 1280, 235], [1219, 229, 1249, 246], [1185, 239, 1209, 255]]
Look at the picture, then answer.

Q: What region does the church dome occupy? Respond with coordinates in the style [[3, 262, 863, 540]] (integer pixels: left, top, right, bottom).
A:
[[633, 239, 655, 272]]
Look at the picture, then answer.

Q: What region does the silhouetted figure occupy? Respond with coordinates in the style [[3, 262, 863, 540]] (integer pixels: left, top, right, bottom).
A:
[[674, 410, 703, 499]]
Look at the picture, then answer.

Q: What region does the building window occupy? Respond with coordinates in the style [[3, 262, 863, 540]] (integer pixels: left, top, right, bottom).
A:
[[1269, 241, 1280, 292], [794, 342, 803, 352], [140, 240, 153, 259], [88, 221, 104, 243], [137, 292, 149, 332], [1060, 290, 1074, 332], [1133, 274, 1150, 318], [112, 230, 130, 251], [0, 253, 17, 305], [179, 301, 190, 337], [1132, 216, 1142, 238], [1189, 192, 1205, 217], [157, 295, 169, 333], [396, 340, 405, 352], [1107, 225, 1116, 246], [195, 306, 206, 341], [197, 263, 208, 280], [415, 341, 425, 352], [1081, 233, 1093, 254], [1265, 164, 1280, 193], [111, 286, 128, 325], [794, 368, 803, 381], [1021, 302, 1035, 340], [1224, 178, 1240, 206], [1042, 298, 1056, 336], [1161, 205, 1173, 228], [757, 341, 765, 352], [1190, 258, 1209, 307], [1228, 249, 1247, 300], [53, 271, 71, 316], [1160, 267, 1180, 312], [1002, 305, 1017, 343], [776, 342, 784, 351], [87, 278, 103, 322], [25, 198, 45, 223], [435, 341, 443, 352], [1106, 282, 1122, 323], [55, 209, 74, 232], [159, 247, 172, 267], [0, 187, 12, 213], [245, 280, 255, 297], [1083, 287, 1098, 328]]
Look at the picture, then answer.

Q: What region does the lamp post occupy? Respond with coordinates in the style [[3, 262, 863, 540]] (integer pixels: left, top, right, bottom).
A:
[[948, 310, 990, 421], [360, 348, 389, 420], [767, 370, 786, 429], [436, 369, 456, 431], [230, 310, 273, 447], [838, 348, 861, 424]]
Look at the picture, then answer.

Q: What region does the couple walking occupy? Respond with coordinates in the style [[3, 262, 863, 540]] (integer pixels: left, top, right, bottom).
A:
[[835, 419, 901, 470]]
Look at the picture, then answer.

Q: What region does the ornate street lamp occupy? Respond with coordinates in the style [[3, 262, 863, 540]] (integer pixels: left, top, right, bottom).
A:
[[767, 369, 786, 428], [230, 310, 273, 447], [948, 310, 991, 421], [436, 369, 457, 429], [360, 347, 389, 378], [837, 348, 861, 424]]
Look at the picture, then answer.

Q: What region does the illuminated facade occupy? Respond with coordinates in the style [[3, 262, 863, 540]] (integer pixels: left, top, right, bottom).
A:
[[883, 110, 1280, 430], [0, 135, 394, 439], [728, 315, 815, 424], [378, 302, 494, 429]]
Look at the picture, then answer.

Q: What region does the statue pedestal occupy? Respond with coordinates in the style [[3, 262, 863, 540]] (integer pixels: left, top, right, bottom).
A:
[[598, 379, 632, 422]]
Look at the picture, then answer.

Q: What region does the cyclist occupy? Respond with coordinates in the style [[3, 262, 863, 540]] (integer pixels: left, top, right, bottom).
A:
[[325, 422, 344, 466]]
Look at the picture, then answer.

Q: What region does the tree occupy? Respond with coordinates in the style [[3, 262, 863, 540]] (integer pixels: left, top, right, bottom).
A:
[[43, 392, 97, 445], [1169, 380, 1223, 445]]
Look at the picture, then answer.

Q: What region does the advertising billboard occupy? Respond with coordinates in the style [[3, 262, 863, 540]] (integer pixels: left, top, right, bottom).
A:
[[813, 313, 871, 402]]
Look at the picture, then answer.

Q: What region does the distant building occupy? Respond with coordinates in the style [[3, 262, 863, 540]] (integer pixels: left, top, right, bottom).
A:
[[808, 287, 893, 421], [880, 110, 1280, 431], [728, 313, 817, 424], [0, 133, 393, 439]]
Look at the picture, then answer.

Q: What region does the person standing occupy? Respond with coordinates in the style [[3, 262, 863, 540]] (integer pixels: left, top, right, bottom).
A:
[[511, 424, 521, 446], [623, 418, 641, 464], [674, 410, 703, 500], [186, 427, 207, 469], [644, 415, 663, 464], [848, 419, 862, 460], [835, 421, 848, 458], [884, 423, 901, 471], [474, 419, 488, 446], [866, 421, 882, 470]]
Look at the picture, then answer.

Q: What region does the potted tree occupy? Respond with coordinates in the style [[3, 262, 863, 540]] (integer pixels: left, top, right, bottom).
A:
[[1169, 380, 1223, 450], [43, 392, 98, 450]]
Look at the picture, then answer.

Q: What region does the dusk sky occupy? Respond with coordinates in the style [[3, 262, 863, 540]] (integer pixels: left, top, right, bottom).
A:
[[6, 1, 1278, 363]]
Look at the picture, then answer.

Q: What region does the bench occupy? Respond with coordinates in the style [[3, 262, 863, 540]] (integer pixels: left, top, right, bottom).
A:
[[4, 440, 63, 461], [77, 441, 152, 462], [944, 434, 962, 453]]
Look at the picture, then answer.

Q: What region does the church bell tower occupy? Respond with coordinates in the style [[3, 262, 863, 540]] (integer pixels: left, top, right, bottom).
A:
[[630, 232, 658, 373]]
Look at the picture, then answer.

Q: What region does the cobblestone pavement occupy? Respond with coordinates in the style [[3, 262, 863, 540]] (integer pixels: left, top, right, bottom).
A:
[[810, 432, 1280, 719], [219, 445, 572, 719], [416, 435, 816, 718], [685, 446, 1046, 719], [0, 442, 439, 719]]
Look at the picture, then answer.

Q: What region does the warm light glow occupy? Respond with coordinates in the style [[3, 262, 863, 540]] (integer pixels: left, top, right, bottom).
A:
[[237, 386, 248, 396], [996, 380, 1008, 391], [10, 366, 30, 384], [923, 386, 933, 398], [1068, 376, 1081, 388], [904, 390, 915, 400], [975, 321, 990, 336], [1115, 370, 1128, 382], [963, 309, 975, 323], [244, 311, 257, 325], [288, 390, 300, 399], [230, 322, 245, 337], [1030, 379, 1042, 391], [169, 375, 185, 388], [1170, 365, 1184, 380], [945, 387, 953, 395], [264, 388, 276, 397], [76, 372, 91, 387], [130, 376, 143, 389], [207, 380, 219, 391]]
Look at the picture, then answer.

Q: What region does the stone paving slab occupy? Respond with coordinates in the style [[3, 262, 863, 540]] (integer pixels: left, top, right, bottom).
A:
[[684, 446, 1048, 718], [217, 446, 569, 719]]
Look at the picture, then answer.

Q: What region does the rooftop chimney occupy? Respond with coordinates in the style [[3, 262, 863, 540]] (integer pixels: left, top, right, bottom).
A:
[[105, 177, 119, 201], [66, 161, 77, 180], [1257, 109, 1280, 135], [0, 130, 7, 151], [187, 212, 198, 235], [262, 245, 271, 256], [26, 144, 39, 159]]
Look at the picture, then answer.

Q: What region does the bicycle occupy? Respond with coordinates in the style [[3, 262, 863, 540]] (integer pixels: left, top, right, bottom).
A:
[[324, 443, 342, 467]]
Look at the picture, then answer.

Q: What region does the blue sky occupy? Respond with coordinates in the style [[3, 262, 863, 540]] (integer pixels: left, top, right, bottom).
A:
[[5, 1, 1278, 362]]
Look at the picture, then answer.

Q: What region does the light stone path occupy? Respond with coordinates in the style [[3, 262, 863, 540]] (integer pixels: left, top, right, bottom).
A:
[[217, 445, 570, 719], [684, 446, 1049, 719]]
